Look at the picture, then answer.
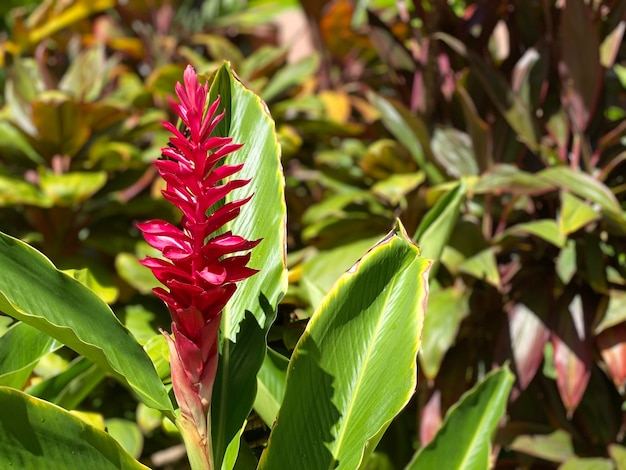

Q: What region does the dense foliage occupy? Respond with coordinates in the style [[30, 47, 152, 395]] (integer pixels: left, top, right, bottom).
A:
[[0, 0, 625, 468]]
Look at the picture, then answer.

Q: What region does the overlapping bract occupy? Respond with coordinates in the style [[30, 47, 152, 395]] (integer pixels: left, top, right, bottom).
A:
[[138, 65, 260, 437]]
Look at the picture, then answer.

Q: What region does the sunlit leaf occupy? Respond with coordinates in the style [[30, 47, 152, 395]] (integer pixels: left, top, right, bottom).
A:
[[431, 127, 479, 177], [261, 54, 319, 102], [406, 366, 514, 470], [0, 231, 172, 412], [415, 180, 466, 264], [367, 91, 444, 184], [0, 387, 147, 469], [559, 191, 600, 237], [497, 219, 565, 248], [507, 429, 575, 463], [259, 221, 431, 469], [559, 457, 614, 470]]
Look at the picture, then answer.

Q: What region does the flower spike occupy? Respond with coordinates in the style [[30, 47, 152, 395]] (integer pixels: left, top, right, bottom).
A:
[[138, 65, 260, 467]]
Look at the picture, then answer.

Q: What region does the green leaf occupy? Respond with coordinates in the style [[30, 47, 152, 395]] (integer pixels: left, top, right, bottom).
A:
[[577, 234, 608, 294], [406, 366, 514, 470], [507, 429, 575, 463], [301, 236, 382, 310], [0, 121, 44, 164], [212, 309, 275, 470], [367, 91, 445, 184], [54, 362, 107, 410], [259, 221, 431, 469], [609, 444, 626, 470], [539, 167, 622, 216], [458, 247, 501, 288], [0, 321, 60, 388], [64, 267, 119, 305], [0, 386, 148, 469], [559, 191, 600, 237], [559, 458, 614, 470], [0, 231, 172, 412], [371, 172, 425, 206], [31, 93, 92, 157], [115, 252, 161, 295], [205, 63, 287, 469], [26, 356, 104, 410], [473, 164, 555, 196], [497, 219, 565, 248], [415, 180, 466, 264], [0, 174, 52, 207], [261, 54, 320, 102], [105, 418, 144, 460], [59, 45, 109, 102], [594, 290, 626, 334], [39, 171, 107, 206], [419, 286, 470, 380], [431, 128, 479, 177], [208, 64, 232, 139], [208, 63, 288, 340], [254, 347, 289, 427], [556, 240, 577, 284]]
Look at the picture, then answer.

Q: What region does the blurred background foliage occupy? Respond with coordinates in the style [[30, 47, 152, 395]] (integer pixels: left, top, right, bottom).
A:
[[0, 0, 625, 468]]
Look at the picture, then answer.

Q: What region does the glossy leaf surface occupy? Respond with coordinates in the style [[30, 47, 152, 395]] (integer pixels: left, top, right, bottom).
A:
[[0, 386, 148, 469], [0, 321, 60, 389], [0, 231, 172, 412], [259, 221, 431, 469], [208, 63, 288, 341]]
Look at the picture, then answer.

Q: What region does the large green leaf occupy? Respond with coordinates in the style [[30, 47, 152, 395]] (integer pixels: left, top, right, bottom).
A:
[[0, 386, 148, 469], [211, 309, 275, 470], [0, 232, 172, 412], [0, 321, 60, 389], [258, 221, 431, 469], [206, 64, 287, 469], [406, 366, 514, 470], [208, 63, 288, 340]]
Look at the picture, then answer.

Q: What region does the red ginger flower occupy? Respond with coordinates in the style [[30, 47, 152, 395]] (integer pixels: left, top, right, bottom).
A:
[[138, 65, 260, 441]]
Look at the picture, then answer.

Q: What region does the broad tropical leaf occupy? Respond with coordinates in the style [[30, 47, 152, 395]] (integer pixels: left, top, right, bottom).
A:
[[0, 321, 60, 388], [0, 386, 148, 469], [208, 63, 288, 341], [206, 63, 287, 470], [0, 231, 172, 412], [259, 221, 431, 469]]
